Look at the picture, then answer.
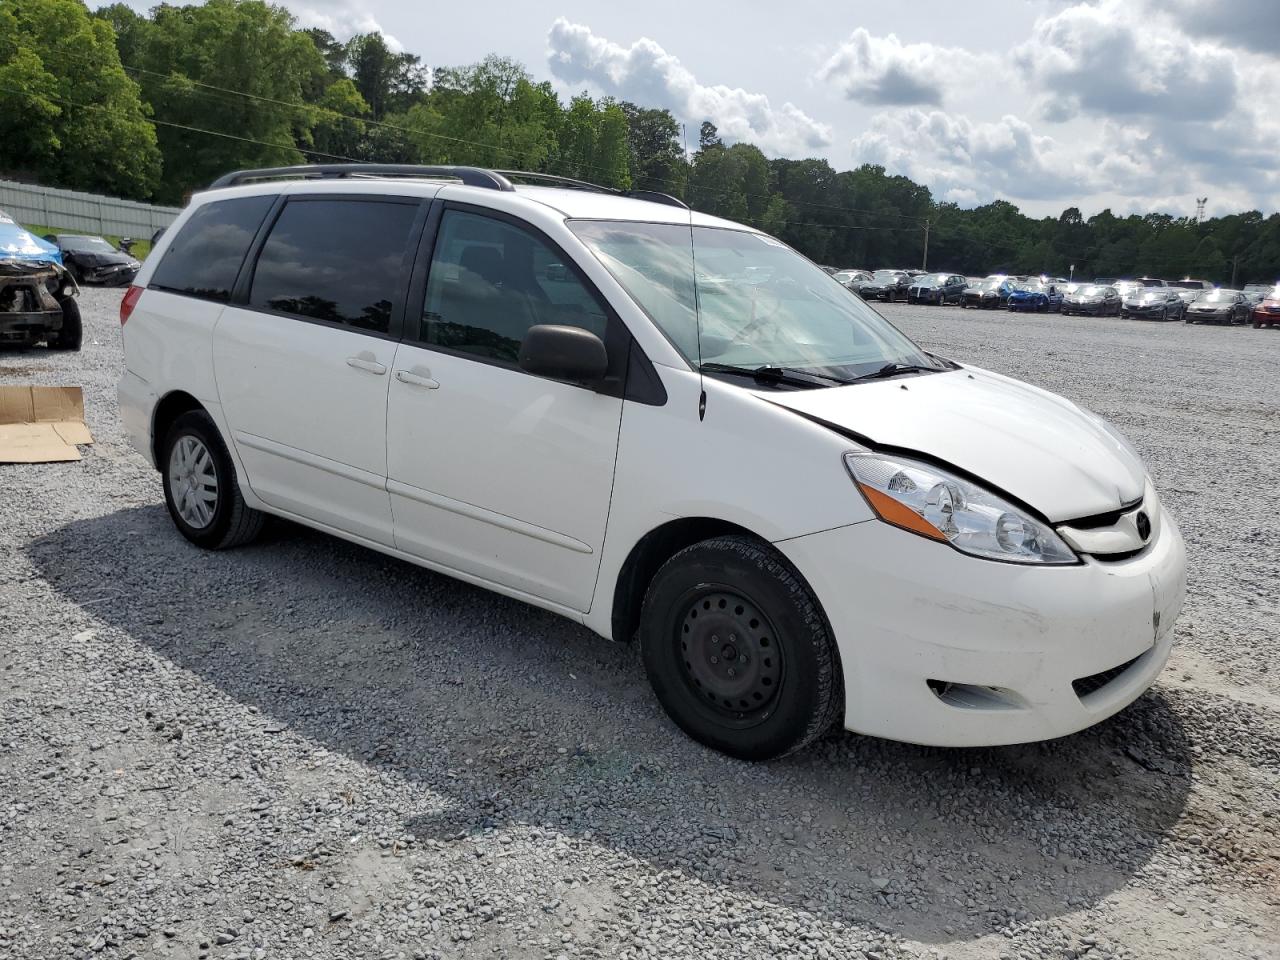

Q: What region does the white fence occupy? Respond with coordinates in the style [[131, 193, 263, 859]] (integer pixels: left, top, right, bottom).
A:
[[0, 179, 180, 238]]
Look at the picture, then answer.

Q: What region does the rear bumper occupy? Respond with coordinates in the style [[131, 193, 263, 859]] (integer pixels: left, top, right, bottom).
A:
[[777, 505, 1186, 747], [1253, 309, 1280, 326], [117, 369, 157, 467]]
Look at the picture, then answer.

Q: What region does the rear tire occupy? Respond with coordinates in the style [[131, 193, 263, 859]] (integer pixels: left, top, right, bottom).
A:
[[161, 410, 265, 550], [50, 298, 82, 351], [640, 536, 843, 761]]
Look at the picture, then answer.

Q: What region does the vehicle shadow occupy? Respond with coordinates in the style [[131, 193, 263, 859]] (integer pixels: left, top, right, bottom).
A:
[[29, 505, 1195, 944]]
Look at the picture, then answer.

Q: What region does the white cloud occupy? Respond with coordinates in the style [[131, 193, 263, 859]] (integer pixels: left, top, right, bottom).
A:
[[546, 18, 832, 155], [850, 109, 1089, 205], [1161, 0, 1280, 55], [1015, 0, 1237, 123], [816, 29, 992, 106], [290, 3, 404, 52]]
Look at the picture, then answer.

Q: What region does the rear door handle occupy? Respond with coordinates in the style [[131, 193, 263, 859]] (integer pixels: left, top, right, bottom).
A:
[[346, 353, 387, 375], [395, 369, 440, 390]]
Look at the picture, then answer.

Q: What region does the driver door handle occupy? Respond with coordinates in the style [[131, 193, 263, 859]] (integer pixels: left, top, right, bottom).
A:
[[346, 353, 387, 375], [395, 369, 440, 390]]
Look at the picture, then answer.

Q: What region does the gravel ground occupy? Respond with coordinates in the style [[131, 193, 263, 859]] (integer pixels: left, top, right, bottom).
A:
[[2, 288, 1278, 960]]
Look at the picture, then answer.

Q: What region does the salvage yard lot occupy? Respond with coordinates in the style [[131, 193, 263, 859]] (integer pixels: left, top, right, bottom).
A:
[[2, 289, 1278, 960]]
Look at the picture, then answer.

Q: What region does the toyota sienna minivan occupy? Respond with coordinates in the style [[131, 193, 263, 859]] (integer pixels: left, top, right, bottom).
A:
[[118, 165, 1186, 760]]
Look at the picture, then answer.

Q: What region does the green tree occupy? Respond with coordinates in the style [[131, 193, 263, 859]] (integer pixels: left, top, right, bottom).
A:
[[345, 32, 427, 120], [102, 0, 326, 202], [0, 0, 160, 198], [620, 102, 684, 196]]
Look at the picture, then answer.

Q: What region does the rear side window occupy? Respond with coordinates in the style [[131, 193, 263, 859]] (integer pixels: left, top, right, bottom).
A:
[[150, 195, 274, 302], [249, 198, 419, 335], [420, 210, 609, 363]]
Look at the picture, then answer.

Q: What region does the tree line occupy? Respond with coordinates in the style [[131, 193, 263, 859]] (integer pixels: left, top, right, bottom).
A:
[[2, 0, 1277, 285]]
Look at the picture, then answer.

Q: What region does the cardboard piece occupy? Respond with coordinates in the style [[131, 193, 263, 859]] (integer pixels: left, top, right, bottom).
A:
[[0, 386, 94, 463]]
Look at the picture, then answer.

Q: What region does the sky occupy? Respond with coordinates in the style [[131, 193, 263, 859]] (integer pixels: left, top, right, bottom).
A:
[[101, 0, 1280, 219]]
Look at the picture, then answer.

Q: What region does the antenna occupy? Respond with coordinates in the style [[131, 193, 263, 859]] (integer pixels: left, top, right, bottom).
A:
[[682, 123, 705, 420], [1195, 197, 1208, 224]]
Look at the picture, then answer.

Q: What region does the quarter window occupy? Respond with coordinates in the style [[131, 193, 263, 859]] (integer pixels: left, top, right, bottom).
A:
[[420, 210, 608, 363], [250, 199, 419, 335], [150, 195, 274, 302]]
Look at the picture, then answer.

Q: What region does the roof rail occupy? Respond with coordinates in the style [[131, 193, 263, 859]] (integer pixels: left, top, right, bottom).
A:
[[493, 170, 689, 208], [207, 164, 690, 209], [208, 164, 515, 190]]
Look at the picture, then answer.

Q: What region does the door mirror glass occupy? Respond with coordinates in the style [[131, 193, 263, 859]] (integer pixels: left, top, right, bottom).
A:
[[518, 324, 608, 383]]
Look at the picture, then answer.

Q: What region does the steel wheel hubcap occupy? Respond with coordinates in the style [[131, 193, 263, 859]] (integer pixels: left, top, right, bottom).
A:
[[169, 435, 218, 529], [678, 590, 781, 721]]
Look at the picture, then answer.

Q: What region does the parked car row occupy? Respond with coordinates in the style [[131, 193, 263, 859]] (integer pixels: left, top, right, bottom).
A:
[[830, 267, 1278, 328]]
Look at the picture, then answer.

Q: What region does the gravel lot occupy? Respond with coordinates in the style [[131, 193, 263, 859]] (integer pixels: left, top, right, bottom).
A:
[[2, 288, 1278, 960]]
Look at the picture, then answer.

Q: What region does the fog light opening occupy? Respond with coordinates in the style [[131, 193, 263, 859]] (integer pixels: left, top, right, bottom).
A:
[[926, 679, 1024, 711]]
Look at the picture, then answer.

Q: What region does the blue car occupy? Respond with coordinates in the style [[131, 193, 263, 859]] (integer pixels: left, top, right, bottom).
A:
[[0, 211, 63, 265], [1, 209, 81, 349], [1006, 281, 1064, 313]]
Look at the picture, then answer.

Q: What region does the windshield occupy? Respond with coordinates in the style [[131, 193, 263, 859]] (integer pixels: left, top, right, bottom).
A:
[[59, 235, 118, 253], [1168, 280, 1203, 289], [1196, 290, 1235, 302], [569, 221, 938, 378], [1011, 281, 1043, 293], [1077, 286, 1108, 297]]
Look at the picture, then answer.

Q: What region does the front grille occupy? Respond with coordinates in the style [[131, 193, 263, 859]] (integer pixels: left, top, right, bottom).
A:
[[1072, 654, 1143, 699]]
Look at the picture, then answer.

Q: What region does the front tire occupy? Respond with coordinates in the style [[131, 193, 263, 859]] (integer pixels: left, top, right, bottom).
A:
[[50, 298, 82, 351], [640, 536, 842, 761], [161, 410, 265, 550]]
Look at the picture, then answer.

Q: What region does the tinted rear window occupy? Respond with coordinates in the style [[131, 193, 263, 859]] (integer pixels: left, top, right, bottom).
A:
[[249, 199, 419, 335], [150, 195, 274, 302]]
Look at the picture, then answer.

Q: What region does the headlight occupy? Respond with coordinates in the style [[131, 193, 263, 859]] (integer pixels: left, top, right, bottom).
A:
[[843, 452, 1077, 564]]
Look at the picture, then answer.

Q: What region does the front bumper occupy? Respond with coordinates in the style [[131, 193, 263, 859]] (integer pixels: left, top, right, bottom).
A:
[[1122, 303, 1170, 319], [80, 262, 139, 286], [777, 506, 1186, 747]]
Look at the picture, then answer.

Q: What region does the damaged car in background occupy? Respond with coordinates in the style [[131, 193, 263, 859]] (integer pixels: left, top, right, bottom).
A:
[[43, 233, 141, 286], [1, 211, 81, 350]]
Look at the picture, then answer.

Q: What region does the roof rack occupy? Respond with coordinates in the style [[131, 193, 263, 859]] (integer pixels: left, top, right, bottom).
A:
[[209, 164, 515, 190], [208, 163, 690, 209], [494, 170, 688, 209]]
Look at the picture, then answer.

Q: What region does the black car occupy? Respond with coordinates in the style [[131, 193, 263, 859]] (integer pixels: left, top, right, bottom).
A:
[[1184, 289, 1250, 325], [858, 269, 911, 302], [1060, 284, 1121, 316], [1120, 287, 1184, 321], [906, 272, 967, 305], [962, 277, 1013, 309], [43, 234, 141, 286]]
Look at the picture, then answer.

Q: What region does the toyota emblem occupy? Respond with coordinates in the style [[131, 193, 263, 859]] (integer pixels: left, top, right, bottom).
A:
[[1136, 511, 1151, 541]]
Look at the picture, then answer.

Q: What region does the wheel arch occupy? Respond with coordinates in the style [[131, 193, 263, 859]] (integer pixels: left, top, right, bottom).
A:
[[150, 390, 207, 468]]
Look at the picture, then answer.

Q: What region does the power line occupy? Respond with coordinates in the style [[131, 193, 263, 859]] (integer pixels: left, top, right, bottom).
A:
[[20, 41, 932, 225], [0, 83, 363, 163]]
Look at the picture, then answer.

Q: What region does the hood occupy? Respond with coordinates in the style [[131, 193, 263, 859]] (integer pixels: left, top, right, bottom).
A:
[[0, 216, 62, 265], [756, 367, 1146, 522]]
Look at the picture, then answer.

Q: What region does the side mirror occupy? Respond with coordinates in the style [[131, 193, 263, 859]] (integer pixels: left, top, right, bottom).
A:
[[519, 324, 608, 384]]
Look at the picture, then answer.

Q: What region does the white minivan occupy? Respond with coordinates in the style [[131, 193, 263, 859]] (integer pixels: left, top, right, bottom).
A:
[[118, 165, 1186, 760]]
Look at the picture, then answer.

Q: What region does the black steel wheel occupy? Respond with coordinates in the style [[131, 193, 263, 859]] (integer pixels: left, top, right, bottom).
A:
[[640, 536, 843, 761], [676, 589, 783, 725]]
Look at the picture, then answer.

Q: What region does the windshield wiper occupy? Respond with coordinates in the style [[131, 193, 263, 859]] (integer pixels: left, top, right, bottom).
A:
[[699, 362, 850, 388], [849, 362, 940, 383]]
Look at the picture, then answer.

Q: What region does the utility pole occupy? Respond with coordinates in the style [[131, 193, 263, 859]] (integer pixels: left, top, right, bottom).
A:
[[1230, 254, 1240, 288], [921, 219, 930, 271], [1195, 197, 1208, 225]]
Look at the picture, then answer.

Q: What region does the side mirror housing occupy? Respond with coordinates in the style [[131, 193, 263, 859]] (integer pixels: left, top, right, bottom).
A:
[[519, 324, 608, 384]]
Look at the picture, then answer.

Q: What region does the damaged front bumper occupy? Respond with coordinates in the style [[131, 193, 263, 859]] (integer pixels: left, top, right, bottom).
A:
[[0, 259, 76, 345]]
